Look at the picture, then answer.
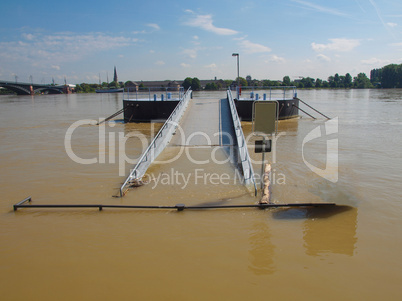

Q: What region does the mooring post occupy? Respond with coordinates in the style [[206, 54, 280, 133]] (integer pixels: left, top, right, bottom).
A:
[[259, 164, 272, 204]]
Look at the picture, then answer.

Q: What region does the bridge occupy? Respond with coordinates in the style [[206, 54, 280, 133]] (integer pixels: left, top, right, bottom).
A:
[[0, 80, 74, 95]]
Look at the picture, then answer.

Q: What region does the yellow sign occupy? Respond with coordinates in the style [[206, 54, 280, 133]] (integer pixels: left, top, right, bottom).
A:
[[252, 101, 278, 135]]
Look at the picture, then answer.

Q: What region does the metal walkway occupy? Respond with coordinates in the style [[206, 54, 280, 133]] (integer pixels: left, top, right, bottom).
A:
[[169, 97, 235, 147], [120, 89, 257, 197]]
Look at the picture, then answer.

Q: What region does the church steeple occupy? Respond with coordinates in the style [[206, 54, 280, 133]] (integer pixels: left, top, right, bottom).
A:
[[113, 66, 118, 83]]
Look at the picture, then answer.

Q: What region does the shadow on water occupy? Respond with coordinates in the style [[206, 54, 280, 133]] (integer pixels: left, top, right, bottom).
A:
[[191, 192, 253, 207], [271, 204, 354, 220]]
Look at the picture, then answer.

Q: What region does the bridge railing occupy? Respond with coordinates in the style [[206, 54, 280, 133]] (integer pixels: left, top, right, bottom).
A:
[[227, 89, 258, 196], [230, 86, 297, 100], [124, 87, 185, 101], [119, 88, 192, 197]]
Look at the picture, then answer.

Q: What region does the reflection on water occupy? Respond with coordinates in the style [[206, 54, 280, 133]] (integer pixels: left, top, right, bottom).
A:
[[248, 222, 275, 275], [278, 118, 299, 133], [303, 206, 357, 256]]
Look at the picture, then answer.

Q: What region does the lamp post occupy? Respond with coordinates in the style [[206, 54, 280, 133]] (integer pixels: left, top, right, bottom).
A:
[[232, 53, 239, 97]]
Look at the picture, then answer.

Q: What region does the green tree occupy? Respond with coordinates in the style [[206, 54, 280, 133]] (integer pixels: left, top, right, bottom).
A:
[[353, 73, 373, 88], [301, 77, 315, 88], [339, 76, 346, 88], [182, 77, 192, 90], [370, 68, 382, 85], [109, 81, 120, 88], [76, 83, 96, 93], [327, 76, 335, 87], [334, 73, 340, 86], [262, 80, 279, 86], [182, 77, 201, 90], [283, 76, 291, 86], [381, 64, 399, 88], [344, 73, 352, 88], [397, 64, 402, 88], [237, 77, 248, 87], [224, 80, 233, 87], [205, 83, 218, 90], [315, 78, 322, 88], [192, 77, 201, 90]]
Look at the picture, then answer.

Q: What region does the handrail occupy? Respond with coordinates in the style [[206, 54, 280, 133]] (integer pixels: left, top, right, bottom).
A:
[[297, 98, 331, 119], [232, 86, 297, 100], [119, 88, 192, 196], [124, 87, 185, 101], [227, 89, 258, 196]]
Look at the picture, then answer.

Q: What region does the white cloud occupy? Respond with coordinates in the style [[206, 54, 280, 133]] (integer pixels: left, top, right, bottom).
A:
[[51, 65, 61, 70], [182, 48, 198, 59], [237, 38, 271, 54], [317, 54, 331, 62], [270, 55, 286, 63], [204, 63, 217, 68], [149, 50, 155, 53], [181, 63, 191, 68], [361, 57, 390, 65], [387, 22, 397, 27], [132, 30, 144, 34], [22, 33, 35, 41], [155, 60, 165, 65], [0, 32, 136, 67], [147, 23, 160, 31], [291, 0, 348, 17], [133, 23, 160, 34], [191, 35, 200, 45], [311, 38, 360, 52], [184, 13, 238, 35]]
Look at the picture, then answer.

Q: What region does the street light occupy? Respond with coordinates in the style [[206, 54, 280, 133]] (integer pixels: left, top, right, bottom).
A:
[[232, 53, 239, 97]]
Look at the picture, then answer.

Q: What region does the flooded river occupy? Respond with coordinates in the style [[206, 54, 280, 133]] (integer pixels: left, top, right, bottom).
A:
[[0, 89, 401, 300]]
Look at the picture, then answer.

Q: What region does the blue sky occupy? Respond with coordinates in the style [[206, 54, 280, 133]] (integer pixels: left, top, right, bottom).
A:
[[1, 0, 401, 84]]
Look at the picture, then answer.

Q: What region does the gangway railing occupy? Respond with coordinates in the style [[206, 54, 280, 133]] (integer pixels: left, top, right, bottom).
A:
[[231, 86, 297, 100], [124, 87, 185, 101], [227, 89, 258, 196], [119, 88, 192, 197]]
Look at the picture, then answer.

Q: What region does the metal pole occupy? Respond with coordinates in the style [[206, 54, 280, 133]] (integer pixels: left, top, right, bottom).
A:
[[260, 136, 266, 190], [232, 53, 239, 97], [237, 55, 239, 87]]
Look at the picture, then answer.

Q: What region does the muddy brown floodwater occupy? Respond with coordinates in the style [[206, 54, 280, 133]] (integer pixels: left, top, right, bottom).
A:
[[0, 90, 401, 300]]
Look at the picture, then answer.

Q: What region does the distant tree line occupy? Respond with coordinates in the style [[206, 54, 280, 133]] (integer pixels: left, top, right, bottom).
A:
[[240, 73, 372, 89], [240, 63, 402, 89], [370, 64, 402, 88]]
